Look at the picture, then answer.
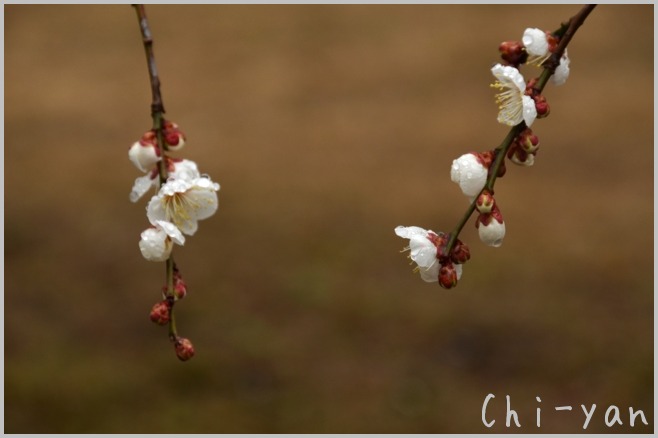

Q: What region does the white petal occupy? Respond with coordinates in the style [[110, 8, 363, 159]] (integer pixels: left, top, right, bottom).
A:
[[455, 263, 463, 281], [128, 141, 160, 173], [451, 154, 488, 197], [394, 226, 428, 239], [479, 218, 506, 247], [522, 95, 537, 127], [491, 63, 526, 92], [170, 159, 200, 181], [551, 51, 570, 86], [130, 174, 158, 203], [139, 227, 172, 262], [160, 178, 193, 197], [419, 262, 439, 283], [155, 220, 185, 245], [522, 28, 549, 56], [187, 177, 220, 221], [146, 194, 167, 226], [174, 216, 199, 236], [147, 192, 197, 235], [409, 234, 437, 268]]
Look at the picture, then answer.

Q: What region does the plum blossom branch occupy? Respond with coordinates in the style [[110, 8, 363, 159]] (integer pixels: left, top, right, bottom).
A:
[[396, 4, 597, 288], [133, 4, 178, 344], [445, 4, 596, 257], [130, 4, 221, 360]]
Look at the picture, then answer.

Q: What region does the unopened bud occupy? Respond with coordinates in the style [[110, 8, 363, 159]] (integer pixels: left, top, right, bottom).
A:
[[162, 120, 186, 151], [510, 148, 535, 167], [498, 40, 528, 66], [451, 153, 489, 197], [174, 280, 187, 300], [171, 264, 187, 300], [518, 128, 539, 153], [533, 95, 550, 118], [439, 262, 459, 289], [128, 138, 161, 172], [450, 239, 471, 264], [476, 206, 506, 247], [150, 300, 171, 326], [428, 231, 449, 259], [174, 337, 195, 361], [476, 190, 495, 214]]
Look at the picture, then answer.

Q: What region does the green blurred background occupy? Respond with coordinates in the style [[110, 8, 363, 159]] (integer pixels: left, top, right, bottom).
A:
[[5, 4, 653, 433]]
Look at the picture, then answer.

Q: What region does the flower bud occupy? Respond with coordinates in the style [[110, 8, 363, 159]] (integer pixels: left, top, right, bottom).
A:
[[139, 221, 185, 262], [174, 337, 195, 361], [150, 300, 171, 325], [476, 189, 495, 214], [163, 120, 186, 151], [476, 206, 506, 247], [522, 28, 549, 57], [498, 40, 527, 66], [450, 153, 489, 197], [174, 281, 187, 300], [139, 227, 173, 262], [509, 148, 535, 167], [439, 262, 462, 289], [450, 239, 471, 264], [128, 139, 161, 172], [533, 95, 550, 118], [517, 128, 539, 153]]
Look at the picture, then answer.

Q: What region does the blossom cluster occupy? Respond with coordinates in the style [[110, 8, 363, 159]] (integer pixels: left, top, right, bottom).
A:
[[395, 27, 569, 289], [128, 120, 220, 360]]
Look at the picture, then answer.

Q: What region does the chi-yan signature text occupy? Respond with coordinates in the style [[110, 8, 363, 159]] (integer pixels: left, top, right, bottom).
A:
[[482, 393, 650, 430]]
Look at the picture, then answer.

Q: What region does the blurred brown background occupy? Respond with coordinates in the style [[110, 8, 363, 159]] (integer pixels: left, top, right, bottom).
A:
[[5, 4, 653, 433]]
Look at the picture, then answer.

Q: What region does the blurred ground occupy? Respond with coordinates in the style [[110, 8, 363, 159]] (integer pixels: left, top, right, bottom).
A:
[[4, 4, 653, 433]]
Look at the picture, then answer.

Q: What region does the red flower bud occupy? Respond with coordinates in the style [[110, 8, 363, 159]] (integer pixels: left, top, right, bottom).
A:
[[150, 300, 171, 326], [174, 279, 187, 300], [174, 337, 195, 361], [450, 239, 471, 264], [476, 189, 495, 214], [498, 40, 528, 67], [517, 128, 540, 153], [533, 95, 550, 118], [439, 262, 459, 289], [162, 120, 186, 151], [140, 130, 157, 145]]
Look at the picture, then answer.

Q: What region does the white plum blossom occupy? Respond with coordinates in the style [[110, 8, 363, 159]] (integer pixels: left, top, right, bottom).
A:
[[451, 153, 488, 197], [395, 226, 437, 269], [139, 220, 185, 262], [129, 159, 202, 203], [522, 28, 550, 63], [551, 50, 570, 86], [478, 217, 506, 247], [147, 176, 220, 236], [394, 226, 463, 283], [128, 141, 161, 172], [491, 63, 537, 127]]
